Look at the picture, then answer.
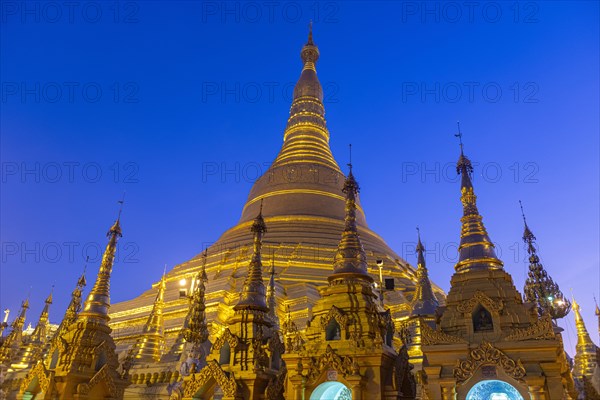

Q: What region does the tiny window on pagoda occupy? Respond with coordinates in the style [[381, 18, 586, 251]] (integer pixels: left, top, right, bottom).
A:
[[472, 305, 493, 332]]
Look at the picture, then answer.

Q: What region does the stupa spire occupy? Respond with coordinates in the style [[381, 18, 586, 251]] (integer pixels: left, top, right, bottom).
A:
[[14, 289, 54, 369], [572, 297, 599, 380], [235, 202, 269, 311], [0, 298, 29, 365], [410, 228, 439, 316], [182, 250, 209, 346], [48, 267, 87, 350], [25, 205, 130, 398], [454, 124, 503, 272], [520, 201, 570, 319], [267, 255, 280, 331], [330, 156, 373, 282], [272, 23, 338, 171], [29, 288, 53, 343], [128, 267, 167, 362], [79, 208, 123, 322]]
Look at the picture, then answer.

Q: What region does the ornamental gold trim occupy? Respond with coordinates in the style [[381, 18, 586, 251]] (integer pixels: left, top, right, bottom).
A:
[[183, 360, 238, 398], [266, 364, 287, 399], [320, 305, 349, 330], [420, 321, 466, 345], [19, 361, 50, 394], [212, 328, 239, 352], [456, 291, 503, 314], [503, 314, 555, 341], [305, 344, 359, 384], [78, 363, 123, 398], [454, 341, 526, 385]]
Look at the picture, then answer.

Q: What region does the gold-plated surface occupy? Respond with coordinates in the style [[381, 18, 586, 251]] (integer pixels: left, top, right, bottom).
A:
[[0, 299, 29, 368], [420, 143, 578, 400], [16, 216, 130, 400], [572, 298, 599, 380], [455, 146, 503, 273], [409, 230, 439, 317], [106, 24, 439, 377], [281, 168, 417, 400]]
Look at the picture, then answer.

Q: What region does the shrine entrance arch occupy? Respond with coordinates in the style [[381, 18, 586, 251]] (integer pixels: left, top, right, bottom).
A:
[[309, 381, 352, 400], [466, 380, 524, 400]]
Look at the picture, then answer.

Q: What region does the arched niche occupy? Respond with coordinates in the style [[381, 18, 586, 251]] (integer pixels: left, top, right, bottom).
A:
[[325, 319, 342, 341], [472, 304, 494, 332]]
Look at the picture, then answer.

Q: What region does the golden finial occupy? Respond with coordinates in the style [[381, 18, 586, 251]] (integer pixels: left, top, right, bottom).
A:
[[46, 285, 54, 304], [307, 20, 313, 45], [410, 227, 438, 316], [519, 200, 526, 224], [416, 226, 425, 253]]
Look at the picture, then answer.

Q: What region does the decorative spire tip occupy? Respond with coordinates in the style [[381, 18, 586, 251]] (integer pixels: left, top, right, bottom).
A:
[[347, 143, 353, 172], [117, 192, 126, 220], [519, 200, 527, 225], [455, 121, 464, 154]]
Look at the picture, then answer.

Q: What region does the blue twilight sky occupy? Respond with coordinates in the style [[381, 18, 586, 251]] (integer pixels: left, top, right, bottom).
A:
[[1, 1, 598, 356]]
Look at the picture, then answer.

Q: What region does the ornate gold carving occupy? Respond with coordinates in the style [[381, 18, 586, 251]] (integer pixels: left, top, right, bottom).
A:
[[19, 361, 50, 394], [453, 342, 526, 385], [420, 321, 466, 345], [267, 335, 285, 355], [305, 344, 357, 383], [79, 364, 122, 398], [503, 314, 555, 341], [212, 328, 239, 352], [266, 365, 287, 399], [456, 291, 503, 314], [183, 360, 238, 398], [320, 305, 349, 330]]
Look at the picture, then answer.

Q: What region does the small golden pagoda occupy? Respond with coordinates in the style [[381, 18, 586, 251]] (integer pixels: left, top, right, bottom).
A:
[[281, 165, 416, 399], [403, 229, 439, 399], [17, 214, 129, 399], [173, 203, 286, 400], [420, 138, 576, 399], [125, 271, 168, 364], [572, 298, 600, 398], [0, 300, 29, 367], [10, 290, 54, 371]]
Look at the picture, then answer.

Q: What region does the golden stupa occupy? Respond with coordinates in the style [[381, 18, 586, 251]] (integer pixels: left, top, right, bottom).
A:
[[107, 28, 443, 356]]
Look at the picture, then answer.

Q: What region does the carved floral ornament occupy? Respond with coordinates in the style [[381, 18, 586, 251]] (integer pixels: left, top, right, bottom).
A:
[[266, 365, 287, 399], [212, 328, 240, 352], [77, 364, 123, 398], [267, 335, 285, 355], [19, 361, 50, 394], [453, 342, 526, 385], [456, 291, 503, 314], [183, 360, 238, 398], [305, 344, 359, 384], [420, 321, 467, 345], [503, 314, 555, 341], [320, 305, 349, 330]]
